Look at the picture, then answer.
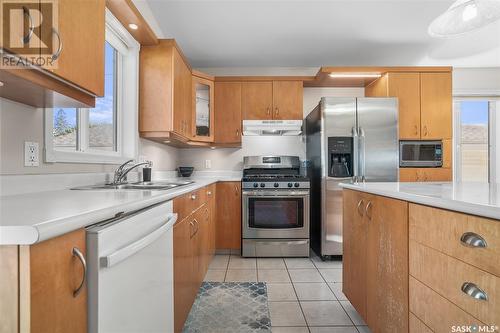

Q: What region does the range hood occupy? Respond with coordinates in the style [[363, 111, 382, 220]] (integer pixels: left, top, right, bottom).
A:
[[242, 120, 303, 136]]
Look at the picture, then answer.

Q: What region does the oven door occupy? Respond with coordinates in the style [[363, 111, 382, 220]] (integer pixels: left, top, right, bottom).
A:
[[242, 190, 310, 239]]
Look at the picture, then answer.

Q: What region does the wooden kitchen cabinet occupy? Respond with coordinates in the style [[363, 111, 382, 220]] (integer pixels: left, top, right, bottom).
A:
[[343, 189, 409, 333], [241, 80, 303, 120], [30, 229, 87, 333], [214, 82, 242, 145], [47, 0, 105, 96], [216, 182, 242, 250], [399, 168, 452, 182], [242, 82, 273, 120], [387, 73, 421, 139], [421, 72, 452, 140], [140, 40, 193, 144]]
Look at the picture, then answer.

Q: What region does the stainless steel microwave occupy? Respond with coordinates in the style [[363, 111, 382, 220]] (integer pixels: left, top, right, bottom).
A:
[[399, 141, 443, 167]]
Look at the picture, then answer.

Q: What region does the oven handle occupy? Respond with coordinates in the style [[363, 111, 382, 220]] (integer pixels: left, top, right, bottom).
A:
[[242, 190, 310, 196], [257, 240, 309, 246]]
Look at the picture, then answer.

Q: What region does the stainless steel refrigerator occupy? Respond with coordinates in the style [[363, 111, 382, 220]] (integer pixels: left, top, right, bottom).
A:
[[305, 97, 399, 258]]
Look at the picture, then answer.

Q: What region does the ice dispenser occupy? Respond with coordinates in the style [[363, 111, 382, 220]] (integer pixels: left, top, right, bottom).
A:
[[328, 137, 353, 178]]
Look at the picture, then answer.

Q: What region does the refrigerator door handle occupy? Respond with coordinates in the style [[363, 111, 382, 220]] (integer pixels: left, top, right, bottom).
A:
[[352, 127, 359, 183], [359, 127, 366, 182]]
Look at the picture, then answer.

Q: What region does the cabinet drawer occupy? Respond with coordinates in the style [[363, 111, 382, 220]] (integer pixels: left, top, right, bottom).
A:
[[410, 276, 486, 332], [173, 187, 208, 222], [410, 241, 499, 325], [409, 203, 500, 277]]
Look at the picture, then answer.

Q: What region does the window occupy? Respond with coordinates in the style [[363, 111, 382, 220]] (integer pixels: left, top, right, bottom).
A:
[[454, 98, 499, 183], [45, 10, 139, 164]]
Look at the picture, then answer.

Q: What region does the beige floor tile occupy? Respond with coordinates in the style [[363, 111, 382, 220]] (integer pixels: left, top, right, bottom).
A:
[[288, 269, 324, 283], [203, 270, 226, 282], [269, 301, 307, 327], [284, 258, 316, 269], [340, 300, 367, 326], [300, 301, 352, 326], [224, 269, 257, 282], [228, 255, 257, 269], [329, 282, 348, 301], [356, 326, 372, 333], [272, 327, 309, 333], [258, 269, 291, 283], [208, 255, 230, 270], [312, 257, 343, 269], [266, 283, 297, 301], [319, 268, 343, 282], [309, 327, 358, 333], [293, 282, 335, 301], [257, 258, 286, 269]]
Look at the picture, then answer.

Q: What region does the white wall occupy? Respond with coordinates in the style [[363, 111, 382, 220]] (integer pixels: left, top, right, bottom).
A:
[[0, 98, 178, 175], [453, 67, 500, 96]]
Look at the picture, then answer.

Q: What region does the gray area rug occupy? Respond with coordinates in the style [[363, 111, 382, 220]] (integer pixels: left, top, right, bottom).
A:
[[183, 282, 272, 333]]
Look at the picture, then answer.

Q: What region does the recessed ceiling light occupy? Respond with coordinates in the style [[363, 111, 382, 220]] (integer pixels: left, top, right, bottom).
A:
[[128, 23, 139, 30], [329, 73, 382, 78]]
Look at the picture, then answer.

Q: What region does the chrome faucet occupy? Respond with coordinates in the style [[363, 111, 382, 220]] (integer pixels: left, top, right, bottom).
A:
[[112, 159, 152, 185]]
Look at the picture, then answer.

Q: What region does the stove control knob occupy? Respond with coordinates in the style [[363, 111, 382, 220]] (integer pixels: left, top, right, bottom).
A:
[[294, 182, 300, 188], [288, 183, 293, 188], [274, 183, 279, 188], [260, 183, 265, 188], [253, 183, 258, 188]]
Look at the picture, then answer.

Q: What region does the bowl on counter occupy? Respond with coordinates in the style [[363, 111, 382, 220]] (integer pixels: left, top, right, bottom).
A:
[[178, 167, 194, 177]]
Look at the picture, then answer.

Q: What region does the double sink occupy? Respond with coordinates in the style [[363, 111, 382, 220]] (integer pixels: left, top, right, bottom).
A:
[[72, 180, 194, 191]]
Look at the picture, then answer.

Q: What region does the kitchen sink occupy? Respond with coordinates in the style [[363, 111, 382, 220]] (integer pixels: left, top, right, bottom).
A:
[[71, 181, 194, 191]]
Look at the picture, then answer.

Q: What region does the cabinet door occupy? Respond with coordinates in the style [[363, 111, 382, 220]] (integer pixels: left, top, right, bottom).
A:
[[30, 229, 87, 333], [366, 195, 409, 333], [49, 0, 105, 96], [422, 168, 452, 181], [215, 182, 242, 250], [173, 48, 192, 138], [173, 218, 193, 333], [421, 72, 452, 140], [272, 81, 303, 120], [207, 184, 217, 256], [214, 82, 242, 144], [192, 75, 214, 142], [242, 82, 273, 120], [387, 73, 421, 139], [342, 189, 368, 320]]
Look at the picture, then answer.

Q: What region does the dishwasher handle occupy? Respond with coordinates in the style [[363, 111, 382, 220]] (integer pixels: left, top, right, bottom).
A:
[[100, 213, 178, 268]]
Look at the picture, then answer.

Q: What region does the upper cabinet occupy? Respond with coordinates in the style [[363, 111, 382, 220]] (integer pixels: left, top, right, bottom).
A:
[[365, 71, 452, 140], [139, 40, 193, 144], [214, 82, 242, 145], [192, 72, 215, 142], [241, 80, 303, 120], [0, 0, 105, 107]]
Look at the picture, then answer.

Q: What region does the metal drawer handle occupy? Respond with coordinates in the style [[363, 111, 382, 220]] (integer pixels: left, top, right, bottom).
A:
[[189, 221, 195, 238], [460, 232, 487, 248], [267, 107, 271, 115], [72, 247, 86, 297], [207, 191, 212, 196], [51, 28, 63, 61], [461, 282, 488, 301], [22, 6, 34, 44], [193, 219, 199, 235], [357, 199, 365, 216], [275, 107, 279, 116], [365, 201, 373, 220]]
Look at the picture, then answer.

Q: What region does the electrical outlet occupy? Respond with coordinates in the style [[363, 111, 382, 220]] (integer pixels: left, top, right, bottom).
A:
[[205, 159, 211, 169], [24, 141, 39, 167]]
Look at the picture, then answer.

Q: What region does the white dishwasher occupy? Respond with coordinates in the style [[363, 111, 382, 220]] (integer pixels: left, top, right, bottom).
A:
[[86, 201, 177, 333]]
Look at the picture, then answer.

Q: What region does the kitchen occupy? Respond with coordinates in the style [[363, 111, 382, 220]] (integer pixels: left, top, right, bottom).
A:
[[1, 1, 499, 333]]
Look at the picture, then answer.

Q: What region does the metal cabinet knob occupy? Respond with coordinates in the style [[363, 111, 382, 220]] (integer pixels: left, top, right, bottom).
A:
[[356, 199, 365, 217], [72, 247, 86, 297], [191, 194, 197, 200], [207, 191, 212, 196], [365, 201, 373, 220], [461, 282, 488, 301], [460, 232, 487, 248]]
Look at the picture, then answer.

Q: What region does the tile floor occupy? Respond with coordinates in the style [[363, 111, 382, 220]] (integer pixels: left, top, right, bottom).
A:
[[203, 254, 372, 333]]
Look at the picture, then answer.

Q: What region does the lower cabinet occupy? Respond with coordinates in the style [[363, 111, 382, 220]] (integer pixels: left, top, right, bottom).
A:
[[173, 185, 216, 333], [215, 182, 242, 250], [343, 189, 409, 333]]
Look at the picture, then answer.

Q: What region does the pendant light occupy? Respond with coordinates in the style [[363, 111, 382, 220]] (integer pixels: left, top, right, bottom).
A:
[[428, 0, 500, 37]]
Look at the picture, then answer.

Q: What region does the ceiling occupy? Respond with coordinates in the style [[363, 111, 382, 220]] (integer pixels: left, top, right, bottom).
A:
[[133, 0, 500, 68]]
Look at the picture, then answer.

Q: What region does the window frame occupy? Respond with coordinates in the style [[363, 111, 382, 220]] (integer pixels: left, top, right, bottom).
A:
[[44, 9, 139, 164]]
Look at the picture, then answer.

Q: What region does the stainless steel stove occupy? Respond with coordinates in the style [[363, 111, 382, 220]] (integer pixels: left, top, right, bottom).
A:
[[241, 156, 310, 257]]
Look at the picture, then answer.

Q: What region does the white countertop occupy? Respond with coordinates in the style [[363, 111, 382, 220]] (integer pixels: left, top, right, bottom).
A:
[[0, 177, 240, 245], [340, 182, 500, 220]]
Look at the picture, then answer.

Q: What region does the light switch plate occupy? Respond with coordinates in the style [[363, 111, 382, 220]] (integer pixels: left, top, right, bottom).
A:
[[24, 141, 39, 167]]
